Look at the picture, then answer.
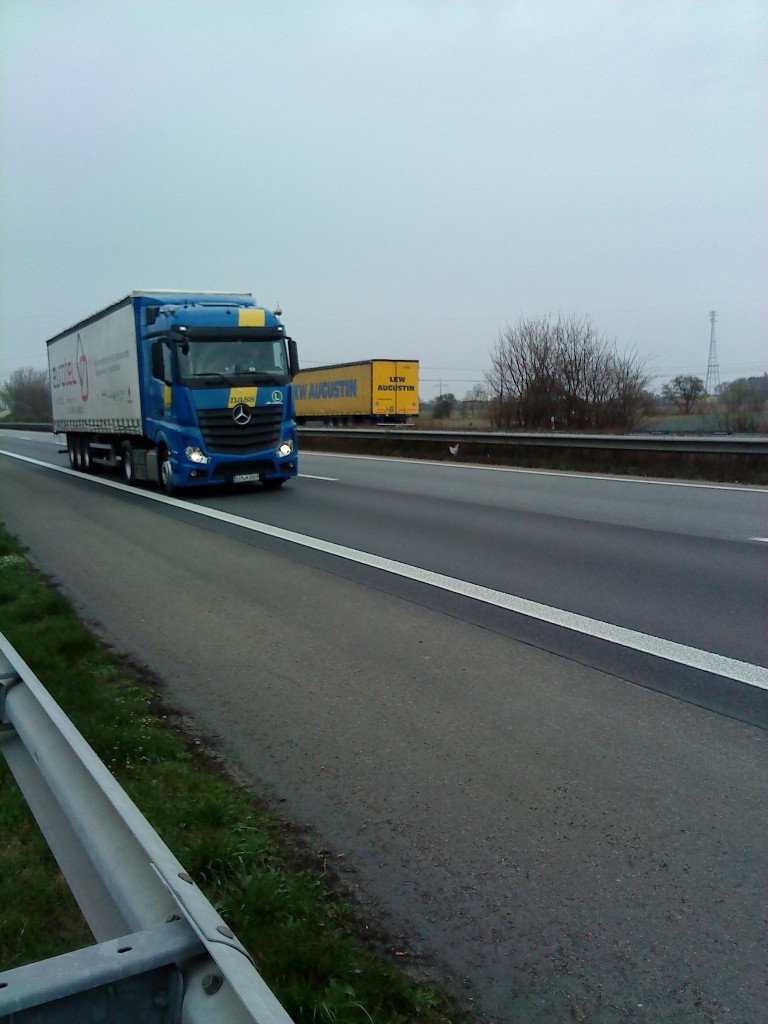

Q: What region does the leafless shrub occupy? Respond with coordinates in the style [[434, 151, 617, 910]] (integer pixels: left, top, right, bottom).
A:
[[0, 367, 52, 422], [484, 315, 650, 431]]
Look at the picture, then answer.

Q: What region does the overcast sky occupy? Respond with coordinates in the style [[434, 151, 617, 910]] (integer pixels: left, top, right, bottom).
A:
[[1, 0, 765, 398]]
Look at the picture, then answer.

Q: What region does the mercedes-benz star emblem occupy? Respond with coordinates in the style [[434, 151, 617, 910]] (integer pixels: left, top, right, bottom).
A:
[[232, 404, 252, 425]]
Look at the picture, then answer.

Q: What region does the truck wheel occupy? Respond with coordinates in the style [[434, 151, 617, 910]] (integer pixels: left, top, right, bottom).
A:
[[67, 435, 79, 470], [80, 436, 92, 474], [262, 478, 286, 490], [158, 448, 175, 496], [121, 441, 136, 485]]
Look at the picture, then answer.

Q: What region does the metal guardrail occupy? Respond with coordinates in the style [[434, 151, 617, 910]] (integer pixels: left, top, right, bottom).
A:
[[0, 423, 53, 432], [3, 422, 766, 483], [0, 633, 294, 1024], [298, 426, 768, 456], [3, 422, 767, 455]]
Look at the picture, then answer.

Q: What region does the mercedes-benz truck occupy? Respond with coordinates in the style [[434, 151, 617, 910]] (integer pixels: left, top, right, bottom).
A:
[[47, 291, 299, 493]]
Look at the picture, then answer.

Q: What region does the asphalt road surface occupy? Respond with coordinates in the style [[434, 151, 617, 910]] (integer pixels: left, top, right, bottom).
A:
[[1, 431, 766, 1023]]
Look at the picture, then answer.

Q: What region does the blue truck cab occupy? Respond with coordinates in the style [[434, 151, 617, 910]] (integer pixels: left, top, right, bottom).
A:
[[48, 291, 300, 494], [141, 294, 299, 493]]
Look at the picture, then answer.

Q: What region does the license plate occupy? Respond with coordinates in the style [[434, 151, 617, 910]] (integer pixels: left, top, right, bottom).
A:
[[233, 473, 261, 484]]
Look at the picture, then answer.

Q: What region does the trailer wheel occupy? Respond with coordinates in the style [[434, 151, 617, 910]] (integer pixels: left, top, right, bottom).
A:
[[80, 436, 93, 474], [121, 441, 136, 485], [158, 447, 175, 496], [67, 435, 79, 470]]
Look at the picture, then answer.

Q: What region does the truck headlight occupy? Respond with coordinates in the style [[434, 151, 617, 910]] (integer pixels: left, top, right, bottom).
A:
[[185, 446, 209, 464], [277, 440, 294, 458]]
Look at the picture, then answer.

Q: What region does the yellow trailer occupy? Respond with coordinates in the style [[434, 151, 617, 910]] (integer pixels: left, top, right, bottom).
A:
[[294, 360, 419, 424]]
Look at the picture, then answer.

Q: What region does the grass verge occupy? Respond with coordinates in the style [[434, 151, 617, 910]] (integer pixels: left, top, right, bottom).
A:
[[0, 527, 466, 1023]]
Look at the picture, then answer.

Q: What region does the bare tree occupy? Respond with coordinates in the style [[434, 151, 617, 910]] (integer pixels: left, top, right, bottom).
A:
[[484, 315, 649, 430], [462, 383, 488, 418], [0, 367, 52, 422], [661, 375, 705, 415], [717, 375, 768, 432], [432, 392, 457, 419]]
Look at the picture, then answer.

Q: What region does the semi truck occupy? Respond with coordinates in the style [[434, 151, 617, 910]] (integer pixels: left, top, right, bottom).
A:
[[294, 359, 419, 425], [46, 291, 299, 494]]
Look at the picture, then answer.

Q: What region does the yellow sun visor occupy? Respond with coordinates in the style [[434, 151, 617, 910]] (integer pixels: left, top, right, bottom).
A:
[[238, 308, 266, 327]]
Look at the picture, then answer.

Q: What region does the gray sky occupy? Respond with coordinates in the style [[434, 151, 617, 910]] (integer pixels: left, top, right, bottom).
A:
[[1, 0, 765, 399]]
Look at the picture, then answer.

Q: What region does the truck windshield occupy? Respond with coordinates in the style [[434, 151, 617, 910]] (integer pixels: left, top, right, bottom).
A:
[[176, 337, 290, 386]]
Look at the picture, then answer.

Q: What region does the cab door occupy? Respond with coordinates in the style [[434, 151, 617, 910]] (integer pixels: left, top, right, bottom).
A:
[[149, 338, 174, 421]]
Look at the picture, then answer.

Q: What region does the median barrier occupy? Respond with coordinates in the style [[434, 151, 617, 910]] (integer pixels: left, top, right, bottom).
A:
[[3, 422, 767, 482], [297, 427, 768, 483]]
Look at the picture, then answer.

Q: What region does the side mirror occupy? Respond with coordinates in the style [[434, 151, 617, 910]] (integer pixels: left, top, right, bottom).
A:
[[287, 337, 300, 379]]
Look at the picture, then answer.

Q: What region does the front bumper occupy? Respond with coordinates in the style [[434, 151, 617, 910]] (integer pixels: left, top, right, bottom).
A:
[[178, 452, 298, 486]]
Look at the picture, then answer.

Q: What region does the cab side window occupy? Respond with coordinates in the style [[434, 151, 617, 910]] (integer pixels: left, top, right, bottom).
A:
[[151, 340, 173, 383]]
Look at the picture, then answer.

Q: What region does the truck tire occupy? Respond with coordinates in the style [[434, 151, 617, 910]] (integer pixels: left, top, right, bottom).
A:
[[121, 441, 136, 485], [67, 435, 79, 470], [262, 478, 286, 490], [158, 447, 175, 496], [80, 436, 93, 474]]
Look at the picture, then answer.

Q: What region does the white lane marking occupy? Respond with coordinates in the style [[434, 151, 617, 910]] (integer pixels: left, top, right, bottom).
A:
[[302, 450, 768, 493], [299, 474, 339, 481], [751, 537, 768, 544], [3, 449, 766, 689]]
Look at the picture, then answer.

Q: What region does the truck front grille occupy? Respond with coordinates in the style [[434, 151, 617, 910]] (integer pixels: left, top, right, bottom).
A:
[[197, 407, 283, 454]]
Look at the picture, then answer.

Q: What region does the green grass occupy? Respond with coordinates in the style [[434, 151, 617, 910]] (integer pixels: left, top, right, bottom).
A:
[[0, 530, 465, 1023]]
